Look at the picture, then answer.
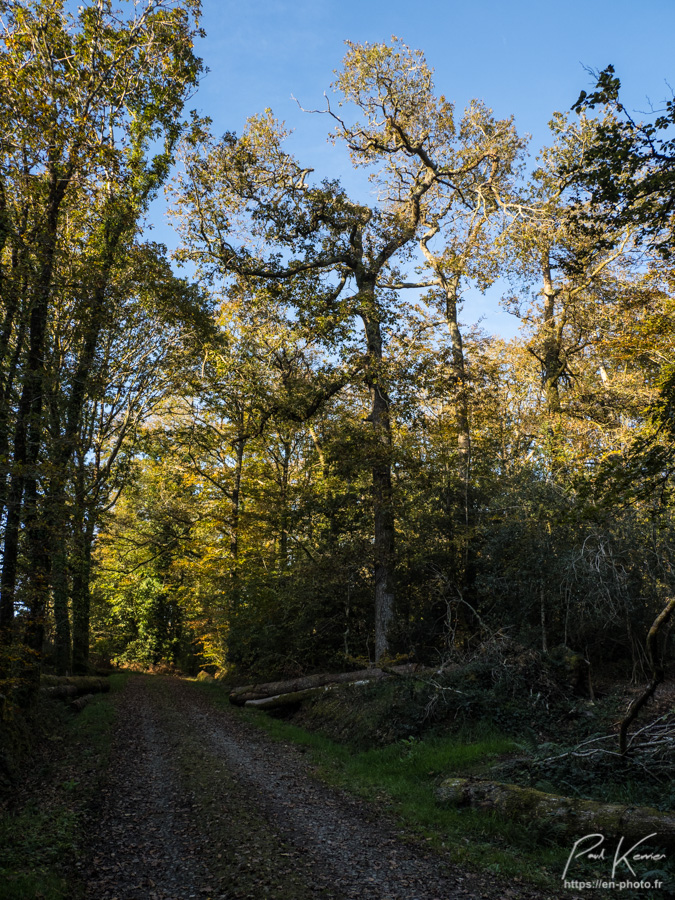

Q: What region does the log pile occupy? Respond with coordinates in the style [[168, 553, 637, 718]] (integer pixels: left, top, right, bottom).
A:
[[229, 663, 431, 709], [436, 777, 675, 846], [40, 675, 110, 710]]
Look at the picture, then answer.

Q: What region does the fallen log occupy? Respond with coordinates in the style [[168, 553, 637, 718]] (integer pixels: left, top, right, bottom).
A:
[[436, 778, 675, 846], [244, 679, 377, 710], [70, 693, 95, 712], [41, 684, 79, 700], [40, 676, 110, 699], [230, 663, 430, 706], [231, 669, 381, 705]]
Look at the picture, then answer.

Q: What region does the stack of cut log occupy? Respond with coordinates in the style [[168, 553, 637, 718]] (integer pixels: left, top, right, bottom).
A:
[[229, 663, 431, 710], [40, 675, 110, 712]]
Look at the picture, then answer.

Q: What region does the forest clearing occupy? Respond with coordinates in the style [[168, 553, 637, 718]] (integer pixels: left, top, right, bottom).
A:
[[1, 0, 675, 897]]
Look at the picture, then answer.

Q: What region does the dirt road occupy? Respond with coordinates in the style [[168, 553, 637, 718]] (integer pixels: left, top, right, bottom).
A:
[[83, 675, 554, 900]]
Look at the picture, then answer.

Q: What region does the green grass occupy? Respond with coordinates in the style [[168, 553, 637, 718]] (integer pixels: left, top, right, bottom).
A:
[[0, 806, 79, 900], [195, 679, 675, 896], [246, 712, 566, 882], [193, 681, 570, 888], [0, 673, 127, 900], [176, 680, 675, 896]]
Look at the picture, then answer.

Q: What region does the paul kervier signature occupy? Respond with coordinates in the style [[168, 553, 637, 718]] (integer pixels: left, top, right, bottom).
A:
[[562, 833, 667, 881]]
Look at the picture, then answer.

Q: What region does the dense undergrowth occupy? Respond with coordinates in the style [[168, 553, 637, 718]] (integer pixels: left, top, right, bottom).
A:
[[281, 650, 675, 811]]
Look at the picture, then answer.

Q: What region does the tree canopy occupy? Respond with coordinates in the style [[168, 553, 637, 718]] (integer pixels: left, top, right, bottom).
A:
[[0, 14, 673, 694]]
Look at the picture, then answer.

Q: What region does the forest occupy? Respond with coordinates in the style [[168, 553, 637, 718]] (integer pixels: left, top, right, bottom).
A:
[[0, 0, 674, 706], [3, 3, 675, 897]]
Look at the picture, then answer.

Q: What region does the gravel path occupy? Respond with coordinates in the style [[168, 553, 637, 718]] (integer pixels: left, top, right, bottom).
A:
[[83, 675, 565, 900], [84, 680, 211, 899]]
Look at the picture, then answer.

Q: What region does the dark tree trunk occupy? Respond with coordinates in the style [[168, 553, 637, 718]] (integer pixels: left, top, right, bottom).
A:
[[361, 303, 395, 662], [442, 274, 474, 604], [0, 302, 28, 525], [540, 252, 564, 417], [0, 393, 26, 635], [0, 227, 29, 524], [619, 597, 675, 754], [40, 203, 128, 667], [51, 506, 72, 675], [230, 436, 244, 563], [279, 437, 290, 570], [229, 432, 245, 612], [71, 516, 94, 675], [0, 176, 67, 641]]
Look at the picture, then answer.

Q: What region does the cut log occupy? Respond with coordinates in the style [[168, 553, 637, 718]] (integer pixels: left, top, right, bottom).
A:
[[70, 693, 95, 712], [41, 684, 79, 700], [244, 679, 377, 710], [231, 669, 380, 705], [436, 778, 675, 846], [40, 676, 110, 699], [229, 663, 430, 706]]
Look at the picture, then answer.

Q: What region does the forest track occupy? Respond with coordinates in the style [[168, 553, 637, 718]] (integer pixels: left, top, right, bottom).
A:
[[83, 674, 563, 900]]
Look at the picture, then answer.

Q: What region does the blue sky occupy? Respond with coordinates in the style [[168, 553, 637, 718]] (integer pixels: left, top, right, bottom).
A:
[[156, 0, 674, 336]]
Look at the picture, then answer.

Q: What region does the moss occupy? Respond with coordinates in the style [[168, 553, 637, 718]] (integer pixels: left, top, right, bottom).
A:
[[437, 777, 675, 847]]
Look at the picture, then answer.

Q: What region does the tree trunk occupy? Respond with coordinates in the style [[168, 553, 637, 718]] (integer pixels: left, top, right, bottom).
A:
[[0, 401, 26, 635], [442, 273, 475, 608], [230, 669, 381, 705], [361, 308, 395, 662], [70, 693, 96, 712], [445, 275, 471, 531], [71, 499, 95, 675], [230, 436, 244, 563], [229, 433, 245, 612], [229, 662, 431, 705], [540, 252, 563, 412], [436, 777, 675, 846], [41, 674, 110, 696], [51, 516, 72, 675], [619, 596, 675, 754], [0, 178, 67, 642], [418, 223, 476, 615], [0, 241, 29, 527], [279, 437, 290, 570]]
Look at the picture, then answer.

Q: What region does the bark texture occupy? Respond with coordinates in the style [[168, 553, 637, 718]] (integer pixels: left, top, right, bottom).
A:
[[229, 663, 430, 706], [436, 778, 675, 846], [40, 675, 110, 698]]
